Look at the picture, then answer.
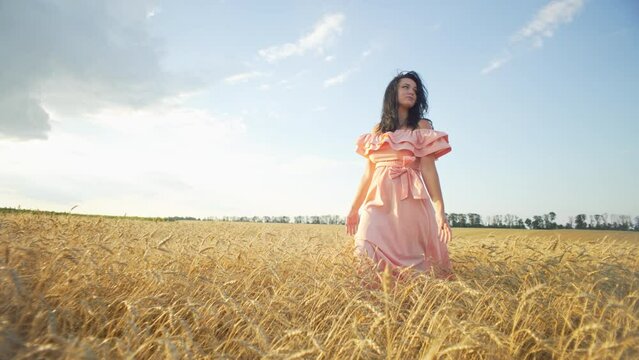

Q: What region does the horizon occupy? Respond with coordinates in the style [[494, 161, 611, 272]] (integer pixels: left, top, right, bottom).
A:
[[3, 205, 636, 230], [1, 1, 638, 225]]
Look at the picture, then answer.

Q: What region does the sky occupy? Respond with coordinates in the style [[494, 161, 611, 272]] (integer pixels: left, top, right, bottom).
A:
[[1, 0, 638, 224]]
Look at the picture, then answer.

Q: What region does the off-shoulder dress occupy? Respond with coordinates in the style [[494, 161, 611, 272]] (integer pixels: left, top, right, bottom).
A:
[[354, 128, 453, 277]]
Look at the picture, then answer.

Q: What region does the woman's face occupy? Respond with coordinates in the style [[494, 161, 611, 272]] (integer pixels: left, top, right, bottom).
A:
[[397, 77, 417, 110]]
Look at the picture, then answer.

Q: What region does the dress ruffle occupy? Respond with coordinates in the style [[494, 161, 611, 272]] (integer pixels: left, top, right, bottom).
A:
[[356, 129, 451, 159]]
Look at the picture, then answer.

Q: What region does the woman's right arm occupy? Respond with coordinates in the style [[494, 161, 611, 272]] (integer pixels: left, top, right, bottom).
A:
[[346, 158, 375, 236]]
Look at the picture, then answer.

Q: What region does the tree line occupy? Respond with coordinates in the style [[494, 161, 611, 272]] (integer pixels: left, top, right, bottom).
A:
[[204, 215, 343, 225], [472, 212, 638, 231], [210, 212, 639, 231], [2, 207, 637, 231]]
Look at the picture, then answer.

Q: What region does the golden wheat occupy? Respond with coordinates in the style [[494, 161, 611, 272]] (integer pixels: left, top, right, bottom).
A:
[[1, 213, 638, 359]]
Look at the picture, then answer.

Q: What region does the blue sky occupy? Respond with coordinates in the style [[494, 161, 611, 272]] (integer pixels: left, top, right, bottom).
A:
[[0, 0, 637, 223]]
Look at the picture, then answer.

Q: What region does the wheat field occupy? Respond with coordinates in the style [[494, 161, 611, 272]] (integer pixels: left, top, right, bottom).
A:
[[1, 213, 638, 359]]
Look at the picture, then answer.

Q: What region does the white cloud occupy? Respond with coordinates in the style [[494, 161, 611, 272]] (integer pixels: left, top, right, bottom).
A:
[[0, 101, 355, 217], [481, 53, 512, 75], [324, 55, 335, 62], [258, 69, 309, 91], [86, 103, 247, 142], [323, 46, 374, 87], [146, 6, 161, 19], [0, 1, 196, 140], [224, 71, 268, 85], [324, 67, 359, 88], [258, 13, 345, 62], [511, 0, 584, 47], [324, 73, 349, 88], [482, 0, 584, 75], [0, 94, 50, 140]]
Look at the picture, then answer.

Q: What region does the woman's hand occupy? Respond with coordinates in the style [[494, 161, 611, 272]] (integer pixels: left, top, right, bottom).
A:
[[346, 209, 360, 236], [435, 211, 452, 244]]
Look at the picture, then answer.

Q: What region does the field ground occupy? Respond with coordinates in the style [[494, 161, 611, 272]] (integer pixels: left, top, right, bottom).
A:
[[1, 213, 638, 359]]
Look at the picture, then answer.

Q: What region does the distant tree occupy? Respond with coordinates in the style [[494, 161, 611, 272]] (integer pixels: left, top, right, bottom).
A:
[[468, 213, 482, 227], [546, 212, 557, 229], [525, 218, 532, 229], [503, 214, 516, 228], [593, 214, 603, 229], [484, 215, 492, 227], [619, 215, 632, 230], [532, 216, 543, 229], [329, 215, 342, 224], [575, 214, 587, 229], [448, 213, 458, 227], [492, 215, 503, 227], [458, 214, 468, 227]]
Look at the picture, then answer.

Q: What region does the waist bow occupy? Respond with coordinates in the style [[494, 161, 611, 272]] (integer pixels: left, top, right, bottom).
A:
[[377, 156, 428, 200]]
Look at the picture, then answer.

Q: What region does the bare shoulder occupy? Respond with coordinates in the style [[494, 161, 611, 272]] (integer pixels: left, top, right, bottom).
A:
[[418, 119, 433, 130], [371, 123, 380, 133]]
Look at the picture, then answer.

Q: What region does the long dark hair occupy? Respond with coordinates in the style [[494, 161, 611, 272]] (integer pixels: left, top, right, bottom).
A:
[[373, 71, 429, 134]]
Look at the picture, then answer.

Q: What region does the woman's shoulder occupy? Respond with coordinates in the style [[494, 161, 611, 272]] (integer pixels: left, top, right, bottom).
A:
[[418, 118, 433, 130]]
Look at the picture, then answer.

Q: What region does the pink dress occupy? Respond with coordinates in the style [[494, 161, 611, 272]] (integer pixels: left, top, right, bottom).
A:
[[354, 128, 453, 276]]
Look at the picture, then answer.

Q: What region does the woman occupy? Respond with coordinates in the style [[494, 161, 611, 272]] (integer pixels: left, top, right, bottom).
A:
[[346, 71, 454, 280]]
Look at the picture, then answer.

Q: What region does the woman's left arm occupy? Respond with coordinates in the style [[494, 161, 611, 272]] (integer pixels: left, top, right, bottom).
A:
[[420, 156, 452, 243]]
